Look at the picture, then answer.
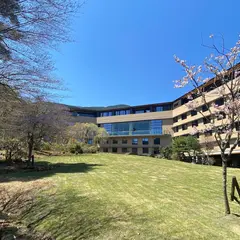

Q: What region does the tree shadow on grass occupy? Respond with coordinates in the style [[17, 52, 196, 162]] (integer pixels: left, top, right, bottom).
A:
[[0, 161, 103, 183]]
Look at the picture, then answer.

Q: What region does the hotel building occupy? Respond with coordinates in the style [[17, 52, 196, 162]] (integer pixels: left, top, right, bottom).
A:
[[69, 67, 240, 162]]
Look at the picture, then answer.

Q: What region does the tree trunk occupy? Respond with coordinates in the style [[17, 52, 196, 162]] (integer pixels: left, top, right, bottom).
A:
[[5, 150, 12, 164], [222, 160, 231, 215], [28, 134, 34, 167]]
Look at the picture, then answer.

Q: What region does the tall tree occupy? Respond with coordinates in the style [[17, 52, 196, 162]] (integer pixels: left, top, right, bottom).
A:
[[172, 136, 201, 161], [0, 0, 82, 99], [68, 123, 109, 145], [18, 99, 71, 164], [174, 35, 240, 214]]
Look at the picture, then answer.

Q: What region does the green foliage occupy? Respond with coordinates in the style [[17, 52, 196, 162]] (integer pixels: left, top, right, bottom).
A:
[[51, 143, 68, 153], [67, 123, 108, 145], [159, 146, 173, 159], [81, 145, 98, 154], [40, 141, 51, 151], [40, 140, 99, 155], [172, 136, 201, 161], [68, 143, 98, 154], [69, 143, 83, 154]]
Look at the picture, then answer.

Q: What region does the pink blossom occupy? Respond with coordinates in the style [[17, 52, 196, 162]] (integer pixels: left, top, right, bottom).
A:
[[190, 126, 199, 135], [203, 77, 210, 83], [186, 100, 199, 110]]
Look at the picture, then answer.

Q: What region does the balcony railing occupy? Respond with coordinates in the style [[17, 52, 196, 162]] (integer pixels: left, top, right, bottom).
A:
[[108, 129, 163, 136]]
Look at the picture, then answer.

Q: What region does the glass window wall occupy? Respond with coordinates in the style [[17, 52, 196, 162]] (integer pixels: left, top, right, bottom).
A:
[[102, 120, 162, 136]]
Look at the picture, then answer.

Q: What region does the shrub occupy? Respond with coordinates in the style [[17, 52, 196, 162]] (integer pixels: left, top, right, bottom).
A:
[[69, 143, 83, 154], [0, 139, 27, 162], [171, 152, 181, 161], [199, 155, 216, 165], [172, 136, 201, 161], [51, 143, 68, 153], [41, 142, 51, 151], [81, 144, 98, 154], [159, 146, 173, 159]]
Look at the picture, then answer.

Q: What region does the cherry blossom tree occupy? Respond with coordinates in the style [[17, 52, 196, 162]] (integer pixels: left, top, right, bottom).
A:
[[174, 35, 240, 215]]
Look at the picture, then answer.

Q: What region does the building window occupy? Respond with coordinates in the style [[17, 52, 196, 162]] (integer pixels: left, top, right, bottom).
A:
[[113, 139, 118, 144], [204, 83, 215, 92], [173, 117, 178, 123], [181, 113, 187, 120], [112, 148, 118, 153], [155, 105, 171, 112], [122, 148, 128, 153], [215, 98, 224, 106], [88, 139, 93, 144], [115, 109, 131, 115], [156, 106, 163, 112], [100, 111, 113, 117], [103, 120, 162, 136], [202, 105, 208, 112], [132, 148, 138, 154], [163, 105, 172, 111], [150, 120, 163, 135], [103, 148, 108, 152], [154, 137, 160, 145], [192, 120, 198, 127], [182, 124, 188, 130], [122, 139, 128, 144], [191, 110, 197, 116], [142, 138, 149, 145], [173, 102, 179, 108], [205, 130, 213, 136], [132, 138, 138, 145], [102, 123, 112, 134], [135, 110, 145, 114], [142, 148, 149, 154], [72, 112, 96, 117], [217, 112, 226, 120], [203, 117, 211, 124], [217, 126, 226, 134], [181, 97, 189, 105], [154, 148, 159, 154], [235, 122, 240, 131], [174, 126, 179, 133]]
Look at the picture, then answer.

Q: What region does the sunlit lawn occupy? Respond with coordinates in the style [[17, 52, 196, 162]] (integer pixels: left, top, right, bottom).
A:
[[1, 153, 240, 239]]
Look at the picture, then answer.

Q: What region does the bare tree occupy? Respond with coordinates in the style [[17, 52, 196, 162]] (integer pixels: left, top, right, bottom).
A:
[[0, 0, 83, 98], [0, 1, 82, 159], [201, 135, 215, 165], [174, 34, 240, 214], [18, 99, 71, 165]]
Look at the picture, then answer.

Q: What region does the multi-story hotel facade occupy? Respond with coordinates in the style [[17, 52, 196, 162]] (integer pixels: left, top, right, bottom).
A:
[[69, 70, 240, 162]]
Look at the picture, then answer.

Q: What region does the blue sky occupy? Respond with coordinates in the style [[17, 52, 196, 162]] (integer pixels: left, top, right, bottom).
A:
[[53, 0, 240, 107]]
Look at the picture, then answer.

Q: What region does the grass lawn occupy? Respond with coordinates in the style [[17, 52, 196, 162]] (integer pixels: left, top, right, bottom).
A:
[[1, 153, 240, 239]]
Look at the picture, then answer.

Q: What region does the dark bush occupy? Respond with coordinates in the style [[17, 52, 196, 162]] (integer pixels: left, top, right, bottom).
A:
[[69, 143, 83, 154]]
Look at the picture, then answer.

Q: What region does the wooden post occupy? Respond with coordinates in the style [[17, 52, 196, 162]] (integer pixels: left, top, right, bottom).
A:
[[231, 176, 240, 202], [31, 154, 34, 167]]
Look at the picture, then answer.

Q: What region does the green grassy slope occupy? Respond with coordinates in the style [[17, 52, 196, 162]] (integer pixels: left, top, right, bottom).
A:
[[1, 154, 240, 240]]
